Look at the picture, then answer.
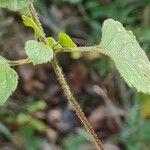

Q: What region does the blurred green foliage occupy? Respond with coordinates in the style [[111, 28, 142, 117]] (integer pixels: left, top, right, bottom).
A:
[[0, 100, 47, 149], [119, 103, 150, 150], [64, 129, 92, 150]]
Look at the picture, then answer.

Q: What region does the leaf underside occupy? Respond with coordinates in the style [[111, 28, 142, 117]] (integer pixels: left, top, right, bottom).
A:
[[0, 0, 32, 11], [0, 56, 18, 105], [25, 40, 54, 65], [99, 19, 150, 94]]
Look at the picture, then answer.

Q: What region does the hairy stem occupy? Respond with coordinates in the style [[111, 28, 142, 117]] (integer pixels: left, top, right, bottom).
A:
[[54, 46, 99, 52], [28, 3, 103, 149], [8, 46, 100, 66], [9, 58, 31, 66], [51, 58, 103, 149]]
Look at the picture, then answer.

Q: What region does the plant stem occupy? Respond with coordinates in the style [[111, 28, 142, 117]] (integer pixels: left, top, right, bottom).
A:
[[51, 58, 103, 149], [55, 46, 99, 52], [28, 3, 103, 149], [8, 46, 100, 66], [9, 58, 31, 66]]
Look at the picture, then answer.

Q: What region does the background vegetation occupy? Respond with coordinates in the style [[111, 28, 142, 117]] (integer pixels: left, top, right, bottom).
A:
[[0, 0, 150, 149]]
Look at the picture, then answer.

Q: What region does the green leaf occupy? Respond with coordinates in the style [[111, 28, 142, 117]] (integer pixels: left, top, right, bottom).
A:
[[99, 19, 150, 94], [31, 119, 46, 131], [16, 113, 31, 124], [26, 100, 47, 112], [25, 40, 53, 65], [0, 0, 32, 11], [47, 37, 56, 48], [58, 32, 77, 48], [0, 122, 14, 142], [47, 37, 62, 50], [0, 56, 18, 105], [22, 15, 44, 37]]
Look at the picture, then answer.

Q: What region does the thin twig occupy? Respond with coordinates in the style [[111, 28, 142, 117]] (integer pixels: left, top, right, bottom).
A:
[[9, 58, 31, 66], [54, 46, 99, 52], [8, 46, 99, 66], [28, 2, 103, 150]]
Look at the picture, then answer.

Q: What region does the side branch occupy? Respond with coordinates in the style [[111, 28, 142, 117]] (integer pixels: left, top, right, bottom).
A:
[[54, 46, 99, 52], [9, 58, 31, 66], [8, 46, 101, 67]]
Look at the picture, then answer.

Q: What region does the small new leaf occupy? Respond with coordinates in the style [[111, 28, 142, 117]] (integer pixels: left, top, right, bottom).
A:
[[0, 0, 32, 11], [47, 37, 62, 50], [99, 19, 150, 94], [58, 32, 77, 48], [0, 56, 18, 105], [25, 40, 53, 65], [47, 37, 56, 48], [22, 15, 44, 37]]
